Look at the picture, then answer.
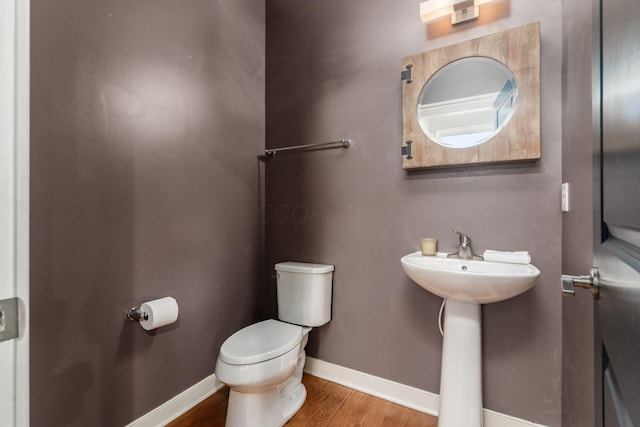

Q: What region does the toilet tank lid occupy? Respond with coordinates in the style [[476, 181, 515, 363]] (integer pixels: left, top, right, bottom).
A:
[[275, 261, 334, 274]]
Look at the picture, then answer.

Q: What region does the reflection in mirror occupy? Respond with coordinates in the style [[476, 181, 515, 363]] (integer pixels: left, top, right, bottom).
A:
[[417, 57, 518, 149]]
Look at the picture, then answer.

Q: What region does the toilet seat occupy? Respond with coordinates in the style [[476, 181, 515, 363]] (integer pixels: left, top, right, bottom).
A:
[[219, 319, 302, 365]]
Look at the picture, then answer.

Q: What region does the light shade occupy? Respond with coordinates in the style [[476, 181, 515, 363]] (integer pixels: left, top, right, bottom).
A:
[[420, 0, 493, 24]]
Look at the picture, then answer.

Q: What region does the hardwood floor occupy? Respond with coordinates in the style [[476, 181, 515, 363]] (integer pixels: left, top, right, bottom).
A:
[[168, 374, 438, 427]]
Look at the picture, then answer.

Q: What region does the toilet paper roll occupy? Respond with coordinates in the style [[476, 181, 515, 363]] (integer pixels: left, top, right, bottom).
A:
[[139, 297, 179, 331]]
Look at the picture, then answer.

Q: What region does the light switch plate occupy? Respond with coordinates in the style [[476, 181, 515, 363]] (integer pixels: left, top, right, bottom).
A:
[[561, 182, 571, 212]]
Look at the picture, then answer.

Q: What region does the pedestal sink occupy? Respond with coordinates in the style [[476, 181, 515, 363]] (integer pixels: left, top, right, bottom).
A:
[[400, 251, 540, 427]]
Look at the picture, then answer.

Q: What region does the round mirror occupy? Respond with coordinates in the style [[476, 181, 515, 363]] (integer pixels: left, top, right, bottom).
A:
[[417, 57, 518, 149]]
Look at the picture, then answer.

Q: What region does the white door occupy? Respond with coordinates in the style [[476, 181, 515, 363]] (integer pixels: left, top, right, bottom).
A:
[[0, 0, 29, 425]]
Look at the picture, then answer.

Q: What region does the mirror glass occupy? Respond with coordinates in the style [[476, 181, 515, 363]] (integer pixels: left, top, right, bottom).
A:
[[417, 57, 518, 149]]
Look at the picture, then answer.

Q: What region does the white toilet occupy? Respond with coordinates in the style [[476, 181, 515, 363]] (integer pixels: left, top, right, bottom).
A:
[[215, 261, 334, 427]]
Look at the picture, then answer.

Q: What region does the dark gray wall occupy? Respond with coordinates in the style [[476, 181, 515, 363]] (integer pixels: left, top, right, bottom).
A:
[[266, 1, 563, 425], [30, 0, 265, 425], [561, 0, 595, 426]]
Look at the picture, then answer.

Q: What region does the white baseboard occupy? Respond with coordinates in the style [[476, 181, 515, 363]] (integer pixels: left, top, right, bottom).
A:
[[127, 357, 548, 427], [304, 356, 439, 416], [125, 374, 223, 427], [304, 356, 548, 427]]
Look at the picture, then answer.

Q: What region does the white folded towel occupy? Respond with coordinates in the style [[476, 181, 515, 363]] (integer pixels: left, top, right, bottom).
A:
[[483, 250, 531, 264]]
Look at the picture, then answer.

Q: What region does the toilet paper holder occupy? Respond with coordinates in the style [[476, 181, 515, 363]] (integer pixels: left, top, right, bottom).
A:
[[126, 307, 149, 322], [125, 297, 179, 330]]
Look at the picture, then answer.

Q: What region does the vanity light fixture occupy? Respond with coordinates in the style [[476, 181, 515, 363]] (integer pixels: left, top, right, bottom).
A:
[[420, 0, 495, 25]]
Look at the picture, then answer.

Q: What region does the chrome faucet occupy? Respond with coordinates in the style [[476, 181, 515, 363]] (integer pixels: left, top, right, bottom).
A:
[[447, 230, 484, 260]]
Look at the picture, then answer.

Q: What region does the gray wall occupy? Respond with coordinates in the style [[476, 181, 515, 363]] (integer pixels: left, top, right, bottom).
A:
[[30, 0, 265, 425], [561, 0, 595, 426], [265, 1, 563, 425]]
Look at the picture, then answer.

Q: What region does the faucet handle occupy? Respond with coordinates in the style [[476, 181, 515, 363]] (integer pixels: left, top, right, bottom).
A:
[[453, 230, 471, 247]]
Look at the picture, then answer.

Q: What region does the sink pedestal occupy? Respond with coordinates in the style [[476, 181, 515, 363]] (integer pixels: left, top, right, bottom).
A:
[[439, 299, 483, 427]]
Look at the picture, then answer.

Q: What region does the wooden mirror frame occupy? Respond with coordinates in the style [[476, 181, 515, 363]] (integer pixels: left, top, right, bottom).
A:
[[401, 22, 540, 170]]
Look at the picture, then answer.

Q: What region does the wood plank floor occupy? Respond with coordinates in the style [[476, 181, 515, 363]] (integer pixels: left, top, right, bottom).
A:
[[167, 374, 438, 427]]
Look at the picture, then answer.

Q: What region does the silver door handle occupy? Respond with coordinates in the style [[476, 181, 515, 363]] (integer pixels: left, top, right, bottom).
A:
[[561, 267, 599, 300]]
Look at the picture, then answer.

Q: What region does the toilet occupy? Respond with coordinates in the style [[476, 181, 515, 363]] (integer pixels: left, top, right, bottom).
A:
[[215, 261, 334, 427]]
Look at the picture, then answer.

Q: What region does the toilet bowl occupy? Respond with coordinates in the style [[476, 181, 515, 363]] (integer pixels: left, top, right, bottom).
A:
[[215, 262, 334, 427], [215, 320, 311, 426]]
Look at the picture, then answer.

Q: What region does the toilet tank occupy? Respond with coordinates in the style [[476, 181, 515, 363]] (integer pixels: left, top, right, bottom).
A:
[[275, 262, 334, 327]]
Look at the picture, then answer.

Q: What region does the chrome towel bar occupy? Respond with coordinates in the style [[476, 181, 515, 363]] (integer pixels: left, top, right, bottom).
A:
[[262, 139, 352, 159]]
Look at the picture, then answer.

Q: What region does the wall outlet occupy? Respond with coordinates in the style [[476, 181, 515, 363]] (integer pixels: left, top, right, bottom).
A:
[[561, 182, 570, 212]]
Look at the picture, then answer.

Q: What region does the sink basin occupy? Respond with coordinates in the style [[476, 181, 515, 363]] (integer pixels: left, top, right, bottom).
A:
[[400, 251, 540, 304]]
